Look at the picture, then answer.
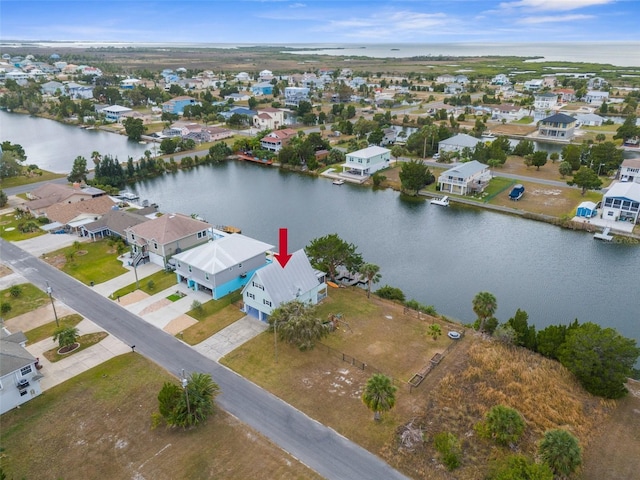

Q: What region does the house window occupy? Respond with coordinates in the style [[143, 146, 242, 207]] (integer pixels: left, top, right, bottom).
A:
[[252, 281, 264, 290], [247, 292, 255, 300], [154, 242, 158, 249], [21, 365, 32, 376], [263, 299, 272, 307], [177, 262, 181, 268], [131, 234, 135, 240], [205, 273, 209, 280], [20, 389, 28, 396], [188, 266, 192, 272], [238, 263, 242, 269]]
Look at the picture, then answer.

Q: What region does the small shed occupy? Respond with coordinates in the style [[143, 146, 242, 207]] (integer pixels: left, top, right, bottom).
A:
[[576, 201, 597, 218]]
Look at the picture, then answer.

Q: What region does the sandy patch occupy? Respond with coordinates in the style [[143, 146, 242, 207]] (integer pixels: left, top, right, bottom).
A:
[[163, 314, 198, 335], [118, 290, 149, 306], [0, 264, 14, 277], [4, 303, 76, 332], [138, 298, 171, 316]]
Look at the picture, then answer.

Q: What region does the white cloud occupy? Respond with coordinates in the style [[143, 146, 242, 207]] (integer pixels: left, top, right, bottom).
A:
[[289, 2, 306, 7], [498, 0, 614, 12], [518, 13, 594, 23]]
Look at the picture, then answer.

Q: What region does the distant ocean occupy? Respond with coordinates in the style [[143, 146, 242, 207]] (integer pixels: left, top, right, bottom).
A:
[[4, 41, 639, 68]]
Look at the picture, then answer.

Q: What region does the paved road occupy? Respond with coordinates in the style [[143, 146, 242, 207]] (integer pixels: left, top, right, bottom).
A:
[[0, 238, 409, 480]]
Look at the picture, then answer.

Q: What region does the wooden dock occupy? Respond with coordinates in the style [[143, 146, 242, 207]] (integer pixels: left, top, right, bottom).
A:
[[236, 152, 273, 165]]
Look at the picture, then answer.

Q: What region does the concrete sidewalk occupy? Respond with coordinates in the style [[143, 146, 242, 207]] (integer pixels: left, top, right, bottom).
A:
[[92, 259, 162, 297]]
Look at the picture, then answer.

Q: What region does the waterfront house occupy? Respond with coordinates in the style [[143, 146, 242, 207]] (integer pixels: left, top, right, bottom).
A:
[[25, 184, 106, 215], [619, 158, 640, 184], [537, 113, 576, 140], [533, 92, 558, 111], [574, 113, 604, 127], [438, 133, 483, 154], [242, 249, 327, 322], [584, 90, 609, 105], [174, 233, 274, 300], [260, 129, 297, 152], [41, 80, 65, 96], [220, 106, 256, 121], [125, 213, 211, 268], [601, 182, 640, 224], [491, 104, 528, 122], [66, 82, 94, 99], [100, 105, 133, 123], [438, 160, 492, 196], [162, 96, 201, 115], [524, 79, 544, 91], [0, 328, 43, 415], [251, 82, 274, 96], [43, 195, 117, 233], [80, 206, 158, 241], [253, 108, 285, 130], [342, 146, 391, 177]]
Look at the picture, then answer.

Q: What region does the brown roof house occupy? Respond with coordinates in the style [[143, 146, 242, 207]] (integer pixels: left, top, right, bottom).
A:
[[43, 195, 117, 232], [124, 213, 212, 267], [25, 183, 105, 216], [80, 206, 159, 241], [259, 128, 297, 152]]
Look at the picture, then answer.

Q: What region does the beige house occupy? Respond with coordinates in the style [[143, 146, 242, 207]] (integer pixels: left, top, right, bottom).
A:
[[125, 213, 212, 267], [537, 113, 577, 140], [253, 108, 285, 130], [25, 184, 105, 215]]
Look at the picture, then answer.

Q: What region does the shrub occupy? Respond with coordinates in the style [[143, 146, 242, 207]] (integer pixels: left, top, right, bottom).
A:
[[538, 429, 582, 477], [433, 432, 461, 470], [477, 405, 526, 446], [191, 300, 202, 311], [405, 299, 437, 315], [1, 302, 11, 314], [147, 280, 156, 290], [488, 454, 553, 480], [375, 285, 405, 302], [9, 285, 22, 298]]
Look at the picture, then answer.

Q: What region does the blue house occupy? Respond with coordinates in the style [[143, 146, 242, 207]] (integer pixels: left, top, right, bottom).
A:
[[162, 96, 201, 115], [173, 234, 274, 300], [251, 82, 273, 96], [576, 201, 597, 218], [219, 106, 256, 120]]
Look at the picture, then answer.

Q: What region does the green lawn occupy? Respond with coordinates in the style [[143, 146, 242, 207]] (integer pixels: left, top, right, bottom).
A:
[[186, 290, 243, 320], [46, 240, 127, 285], [0, 212, 47, 241], [512, 116, 534, 124], [0, 171, 66, 189], [0, 283, 50, 320], [110, 269, 177, 299], [24, 314, 84, 344], [180, 305, 246, 345]]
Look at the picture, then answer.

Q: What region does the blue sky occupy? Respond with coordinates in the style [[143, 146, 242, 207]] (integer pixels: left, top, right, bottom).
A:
[[1, 0, 638, 44]]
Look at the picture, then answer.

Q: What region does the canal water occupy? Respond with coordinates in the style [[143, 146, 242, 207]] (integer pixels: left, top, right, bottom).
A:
[[2, 111, 639, 349]]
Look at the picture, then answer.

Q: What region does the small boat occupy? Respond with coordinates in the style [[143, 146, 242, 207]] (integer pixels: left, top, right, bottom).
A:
[[332, 179, 345, 185], [118, 191, 139, 201], [509, 184, 525, 201], [430, 196, 450, 207]]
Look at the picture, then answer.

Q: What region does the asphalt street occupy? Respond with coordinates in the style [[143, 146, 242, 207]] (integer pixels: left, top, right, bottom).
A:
[[0, 238, 409, 480]]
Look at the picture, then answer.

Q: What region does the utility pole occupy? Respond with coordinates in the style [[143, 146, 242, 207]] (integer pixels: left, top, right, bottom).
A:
[[181, 369, 191, 417], [46, 281, 59, 328]]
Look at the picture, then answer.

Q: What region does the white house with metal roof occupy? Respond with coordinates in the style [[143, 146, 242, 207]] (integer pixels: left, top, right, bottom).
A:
[[173, 234, 274, 300], [242, 250, 327, 322], [99, 105, 133, 123], [437, 133, 483, 154], [0, 328, 43, 414], [601, 182, 640, 224], [342, 146, 390, 177], [438, 160, 492, 196], [619, 158, 640, 184]]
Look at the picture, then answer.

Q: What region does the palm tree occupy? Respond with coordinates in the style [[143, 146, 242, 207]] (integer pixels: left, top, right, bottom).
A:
[[158, 372, 219, 428], [53, 326, 79, 350], [362, 373, 397, 421], [427, 323, 442, 341], [270, 300, 328, 351], [472, 291, 497, 333], [91, 150, 101, 166], [538, 429, 582, 478], [359, 263, 381, 298]]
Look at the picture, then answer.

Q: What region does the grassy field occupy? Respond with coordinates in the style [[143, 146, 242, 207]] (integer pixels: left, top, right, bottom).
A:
[[0, 354, 322, 480], [180, 305, 246, 345], [221, 287, 633, 479], [44, 239, 128, 285], [0, 283, 50, 319], [110, 269, 178, 299]]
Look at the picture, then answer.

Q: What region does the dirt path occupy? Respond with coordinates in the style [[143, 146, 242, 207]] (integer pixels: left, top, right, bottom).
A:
[[581, 380, 640, 479]]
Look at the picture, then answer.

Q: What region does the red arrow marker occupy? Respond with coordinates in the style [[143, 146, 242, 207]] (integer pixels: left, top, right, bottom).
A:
[[274, 228, 292, 268]]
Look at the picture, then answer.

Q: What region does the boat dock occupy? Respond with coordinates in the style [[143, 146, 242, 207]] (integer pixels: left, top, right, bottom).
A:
[[594, 227, 613, 241]]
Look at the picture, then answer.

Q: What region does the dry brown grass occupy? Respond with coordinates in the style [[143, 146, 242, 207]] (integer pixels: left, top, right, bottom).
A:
[[0, 354, 322, 480]]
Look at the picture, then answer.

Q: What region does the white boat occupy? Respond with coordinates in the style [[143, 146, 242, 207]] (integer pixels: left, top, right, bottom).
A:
[[430, 195, 450, 207], [118, 191, 139, 201], [332, 179, 345, 185]]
